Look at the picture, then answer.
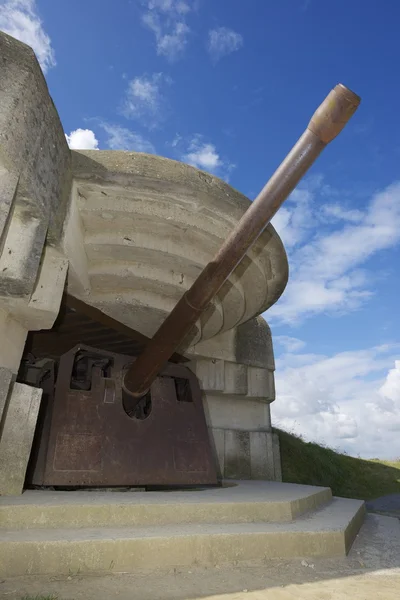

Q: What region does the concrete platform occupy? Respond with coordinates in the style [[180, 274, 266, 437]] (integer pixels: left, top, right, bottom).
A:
[[0, 514, 397, 600], [0, 481, 332, 528], [0, 482, 365, 577]]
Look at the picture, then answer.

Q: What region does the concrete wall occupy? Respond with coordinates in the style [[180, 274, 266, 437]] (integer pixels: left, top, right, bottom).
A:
[[187, 317, 282, 482], [0, 31, 70, 331], [0, 32, 70, 495]]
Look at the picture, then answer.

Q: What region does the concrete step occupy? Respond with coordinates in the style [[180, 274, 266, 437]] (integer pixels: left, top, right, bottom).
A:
[[0, 497, 365, 577], [0, 481, 332, 529]]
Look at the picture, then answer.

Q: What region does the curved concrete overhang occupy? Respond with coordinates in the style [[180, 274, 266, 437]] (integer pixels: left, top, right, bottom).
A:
[[63, 150, 288, 345]]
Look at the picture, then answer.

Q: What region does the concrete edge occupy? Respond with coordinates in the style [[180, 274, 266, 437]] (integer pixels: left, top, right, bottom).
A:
[[343, 499, 366, 554], [0, 489, 332, 529], [0, 526, 358, 577], [290, 487, 332, 520], [0, 493, 326, 530]]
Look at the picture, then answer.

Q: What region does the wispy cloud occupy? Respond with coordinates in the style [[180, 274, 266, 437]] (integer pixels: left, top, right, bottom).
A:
[[269, 178, 400, 323], [272, 341, 400, 458], [141, 0, 193, 61], [178, 134, 235, 180], [275, 336, 306, 353], [321, 204, 364, 223], [99, 123, 155, 154], [65, 128, 99, 150], [121, 73, 170, 128], [207, 26, 243, 62], [0, 0, 55, 73]]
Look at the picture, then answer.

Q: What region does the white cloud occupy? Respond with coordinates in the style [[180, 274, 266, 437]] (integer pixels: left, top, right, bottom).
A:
[[65, 129, 99, 150], [100, 123, 155, 154], [0, 0, 55, 73], [322, 204, 364, 223], [275, 336, 306, 353], [141, 0, 193, 61], [143, 13, 189, 61], [184, 138, 221, 171], [272, 342, 400, 458], [170, 133, 182, 148], [180, 134, 235, 180], [207, 27, 243, 62], [270, 178, 319, 249], [121, 73, 168, 128], [379, 360, 400, 404], [269, 179, 400, 323]]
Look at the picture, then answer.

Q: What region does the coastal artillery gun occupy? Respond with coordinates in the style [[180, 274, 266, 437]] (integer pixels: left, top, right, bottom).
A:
[[21, 85, 360, 488]]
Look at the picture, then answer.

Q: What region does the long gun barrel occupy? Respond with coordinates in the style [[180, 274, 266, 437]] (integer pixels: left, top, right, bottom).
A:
[[123, 83, 361, 401]]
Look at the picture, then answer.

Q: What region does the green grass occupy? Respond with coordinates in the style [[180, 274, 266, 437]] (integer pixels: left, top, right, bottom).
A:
[[276, 427, 400, 500]]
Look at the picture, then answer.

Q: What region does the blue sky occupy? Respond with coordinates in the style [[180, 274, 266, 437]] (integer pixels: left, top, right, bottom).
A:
[[1, 0, 400, 458]]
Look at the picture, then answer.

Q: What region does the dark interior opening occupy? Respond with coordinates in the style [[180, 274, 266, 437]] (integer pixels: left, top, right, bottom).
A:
[[70, 352, 113, 391], [175, 377, 193, 403], [123, 388, 152, 420]]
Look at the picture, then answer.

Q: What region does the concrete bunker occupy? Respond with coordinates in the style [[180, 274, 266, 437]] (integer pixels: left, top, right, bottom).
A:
[[0, 31, 287, 495], [0, 31, 368, 576]]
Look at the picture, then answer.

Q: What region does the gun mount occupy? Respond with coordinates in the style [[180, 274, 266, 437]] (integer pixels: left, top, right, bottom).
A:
[[20, 84, 360, 488], [123, 84, 360, 402]]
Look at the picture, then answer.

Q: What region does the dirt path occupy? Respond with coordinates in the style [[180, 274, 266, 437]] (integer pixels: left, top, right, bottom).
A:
[[1, 514, 399, 600]]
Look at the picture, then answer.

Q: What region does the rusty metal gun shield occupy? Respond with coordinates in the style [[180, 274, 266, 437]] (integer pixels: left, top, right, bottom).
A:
[[30, 345, 218, 487]]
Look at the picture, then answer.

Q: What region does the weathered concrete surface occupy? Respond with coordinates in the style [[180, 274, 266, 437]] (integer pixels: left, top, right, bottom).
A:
[[250, 432, 275, 480], [0, 309, 27, 373], [225, 430, 251, 478], [190, 358, 274, 402], [67, 150, 288, 345], [272, 433, 283, 482], [204, 398, 272, 431], [0, 32, 71, 252], [61, 182, 91, 295], [0, 366, 13, 423], [0, 166, 18, 245], [186, 317, 279, 480], [0, 481, 332, 528], [188, 317, 275, 370], [221, 431, 281, 481], [0, 514, 397, 600], [0, 245, 69, 331], [0, 201, 48, 298], [203, 402, 279, 480], [0, 383, 42, 496], [0, 497, 365, 576], [0, 32, 70, 330], [235, 317, 276, 369], [21, 246, 68, 329], [0, 32, 73, 499]]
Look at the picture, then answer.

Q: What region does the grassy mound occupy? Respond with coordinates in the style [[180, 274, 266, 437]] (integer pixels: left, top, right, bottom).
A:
[[276, 428, 400, 500]]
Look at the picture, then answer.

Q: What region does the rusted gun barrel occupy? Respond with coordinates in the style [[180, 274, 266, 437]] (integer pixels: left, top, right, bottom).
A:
[[123, 83, 360, 400]]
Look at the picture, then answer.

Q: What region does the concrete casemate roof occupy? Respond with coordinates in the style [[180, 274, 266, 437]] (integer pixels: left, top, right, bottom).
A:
[[68, 150, 288, 344]]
